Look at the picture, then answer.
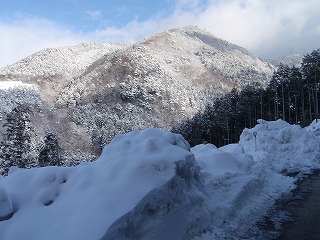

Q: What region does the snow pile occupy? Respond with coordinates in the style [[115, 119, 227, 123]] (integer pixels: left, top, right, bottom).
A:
[[191, 143, 252, 176], [304, 119, 320, 136], [0, 129, 192, 240], [0, 121, 320, 239], [240, 119, 320, 172], [0, 180, 13, 220], [190, 142, 294, 239], [102, 153, 204, 240]]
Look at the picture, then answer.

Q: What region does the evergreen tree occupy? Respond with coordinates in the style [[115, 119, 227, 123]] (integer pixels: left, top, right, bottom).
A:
[[0, 105, 31, 175], [287, 66, 303, 124], [270, 64, 292, 121], [301, 49, 320, 121], [39, 131, 61, 167]]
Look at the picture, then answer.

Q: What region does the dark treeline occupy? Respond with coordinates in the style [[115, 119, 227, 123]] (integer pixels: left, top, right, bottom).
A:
[[173, 49, 320, 147], [0, 104, 62, 175]]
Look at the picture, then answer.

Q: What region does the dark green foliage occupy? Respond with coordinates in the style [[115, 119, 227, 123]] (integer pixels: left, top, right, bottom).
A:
[[173, 49, 320, 147], [301, 49, 320, 121], [39, 131, 61, 167], [0, 105, 31, 175]]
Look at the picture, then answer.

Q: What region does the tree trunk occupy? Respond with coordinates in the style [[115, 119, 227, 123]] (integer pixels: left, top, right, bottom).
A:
[[295, 95, 298, 124], [315, 72, 319, 121], [308, 84, 313, 122], [282, 81, 285, 121]]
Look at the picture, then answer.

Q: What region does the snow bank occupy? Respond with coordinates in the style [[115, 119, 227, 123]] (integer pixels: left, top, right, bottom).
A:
[[240, 119, 320, 172], [0, 181, 13, 220], [304, 119, 320, 136], [191, 143, 252, 176], [1, 121, 319, 240], [0, 129, 192, 240], [189, 140, 294, 239], [101, 157, 206, 240]]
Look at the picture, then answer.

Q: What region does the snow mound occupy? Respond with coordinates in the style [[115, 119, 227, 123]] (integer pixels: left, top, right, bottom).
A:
[[191, 143, 217, 153], [1, 122, 318, 239], [101, 157, 205, 240], [0, 129, 192, 240], [219, 143, 246, 153], [0, 183, 13, 220], [191, 143, 252, 176], [304, 119, 320, 136], [240, 119, 320, 172]]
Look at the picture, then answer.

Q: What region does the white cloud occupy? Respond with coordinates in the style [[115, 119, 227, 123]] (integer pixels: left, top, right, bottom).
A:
[[0, 18, 87, 67], [0, 0, 319, 67], [92, 0, 320, 58]]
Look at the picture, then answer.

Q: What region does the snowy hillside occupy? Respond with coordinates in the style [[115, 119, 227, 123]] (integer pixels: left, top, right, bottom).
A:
[[268, 52, 304, 68], [0, 81, 37, 91], [0, 26, 275, 163], [1, 120, 319, 239], [0, 42, 129, 78]]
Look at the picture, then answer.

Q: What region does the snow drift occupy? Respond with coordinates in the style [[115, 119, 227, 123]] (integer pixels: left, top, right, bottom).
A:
[[240, 119, 320, 172], [0, 120, 319, 239], [0, 129, 193, 239], [0, 181, 13, 221]]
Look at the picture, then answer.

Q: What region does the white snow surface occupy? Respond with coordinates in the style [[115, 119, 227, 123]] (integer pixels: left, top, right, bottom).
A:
[[0, 81, 37, 90], [304, 119, 320, 136], [0, 120, 320, 239], [191, 143, 252, 175], [0, 181, 13, 219], [0, 42, 129, 77], [240, 119, 320, 172]]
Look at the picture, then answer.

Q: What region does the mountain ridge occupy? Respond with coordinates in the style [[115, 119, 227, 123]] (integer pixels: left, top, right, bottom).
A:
[[0, 26, 275, 165]]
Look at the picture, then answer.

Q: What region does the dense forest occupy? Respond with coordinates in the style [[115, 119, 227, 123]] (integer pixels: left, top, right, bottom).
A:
[[0, 105, 62, 175], [173, 49, 320, 147]]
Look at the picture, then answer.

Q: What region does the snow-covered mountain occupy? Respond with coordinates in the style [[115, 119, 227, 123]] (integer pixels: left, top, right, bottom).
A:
[[267, 52, 304, 68], [0, 26, 275, 162], [0, 42, 129, 78], [1, 119, 320, 239]]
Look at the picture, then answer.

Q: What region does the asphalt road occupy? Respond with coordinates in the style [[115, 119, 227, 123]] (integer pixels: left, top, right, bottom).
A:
[[276, 171, 320, 240]]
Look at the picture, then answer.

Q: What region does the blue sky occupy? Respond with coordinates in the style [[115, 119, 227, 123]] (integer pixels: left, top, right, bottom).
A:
[[0, 0, 175, 30], [0, 0, 320, 67]]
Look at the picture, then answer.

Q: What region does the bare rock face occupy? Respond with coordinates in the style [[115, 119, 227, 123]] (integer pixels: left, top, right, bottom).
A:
[[0, 26, 275, 163]]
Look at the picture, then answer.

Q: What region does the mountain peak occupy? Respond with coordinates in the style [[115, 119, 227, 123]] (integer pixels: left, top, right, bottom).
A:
[[144, 26, 251, 56], [0, 26, 274, 163]]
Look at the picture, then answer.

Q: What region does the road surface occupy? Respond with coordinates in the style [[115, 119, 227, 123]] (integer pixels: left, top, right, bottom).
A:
[[276, 170, 320, 240]]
